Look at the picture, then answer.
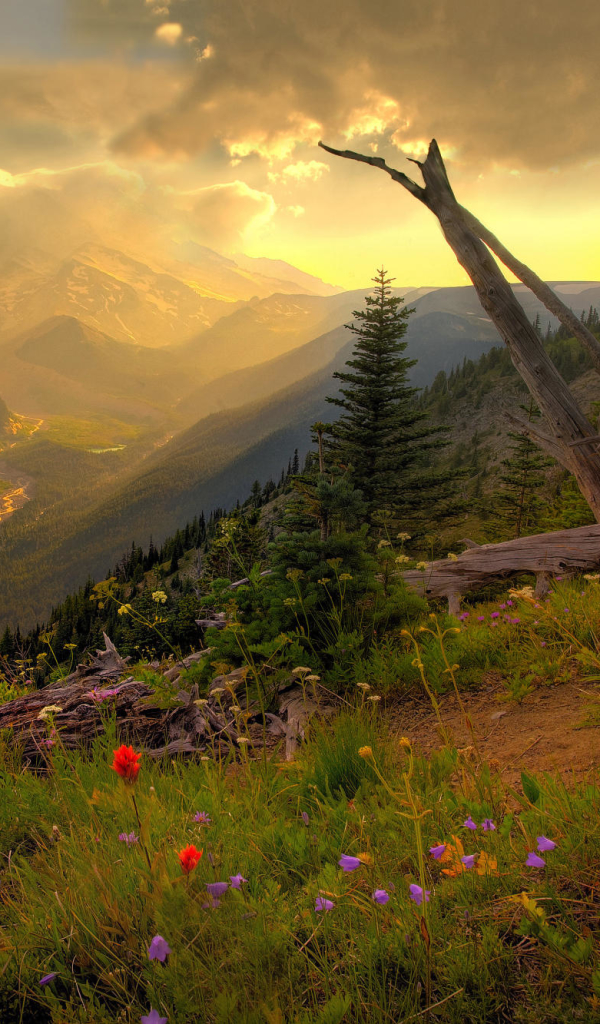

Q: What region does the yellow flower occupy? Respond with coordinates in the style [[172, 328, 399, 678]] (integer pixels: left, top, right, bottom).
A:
[[151, 590, 167, 604], [399, 736, 412, 749], [292, 666, 311, 676], [377, 539, 391, 548], [395, 555, 410, 564], [306, 674, 321, 682], [339, 573, 353, 581], [118, 604, 133, 616], [447, 552, 458, 561], [584, 573, 600, 582], [358, 745, 373, 759], [396, 532, 411, 541], [37, 705, 63, 721], [416, 561, 428, 571]]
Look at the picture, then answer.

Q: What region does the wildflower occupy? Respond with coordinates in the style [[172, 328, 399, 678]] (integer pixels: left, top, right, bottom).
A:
[[491, 611, 500, 619], [230, 705, 242, 713], [317, 578, 331, 585], [141, 1009, 168, 1024], [43, 739, 55, 749], [409, 884, 430, 906], [211, 687, 225, 695], [356, 682, 371, 690], [540, 640, 547, 648], [447, 552, 458, 561], [37, 705, 63, 721], [458, 612, 469, 621], [482, 819, 496, 832], [194, 698, 209, 707], [339, 572, 353, 580], [112, 744, 141, 782], [536, 836, 557, 852], [118, 831, 139, 846], [526, 851, 545, 868], [584, 573, 600, 582], [194, 812, 212, 826], [292, 666, 312, 676], [461, 854, 477, 870], [463, 816, 477, 831], [367, 695, 381, 702], [237, 737, 250, 745], [399, 736, 411, 749], [377, 540, 391, 548], [499, 603, 506, 610], [338, 854, 362, 872], [306, 674, 321, 682], [510, 617, 521, 624], [147, 935, 171, 962], [372, 889, 389, 905], [87, 687, 120, 701], [416, 561, 428, 570], [39, 973, 58, 986], [395, 555, 410, 564], [229, 874, 248, 889], [477, 616, 485, 621], [301, 811, 310, 825], [315, 896, 334, 912], [397, 532, 411, 541], [178, 844, 203, 874], [429, 844, 446, 860], [563, 607, 569, 613], [118, 604, 133, 616], [358, 745, 373, 758], [206, 882, 229, 897], [151, 591, 168, 604]]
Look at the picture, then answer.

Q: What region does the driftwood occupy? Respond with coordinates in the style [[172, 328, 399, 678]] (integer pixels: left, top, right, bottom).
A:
[[319, 138, 600, 522], [402, 524, 600, 614], [0, 636, 336, 764]]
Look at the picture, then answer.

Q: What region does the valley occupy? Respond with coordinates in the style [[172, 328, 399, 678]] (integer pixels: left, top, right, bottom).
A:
[[0, 239, 598, 631]]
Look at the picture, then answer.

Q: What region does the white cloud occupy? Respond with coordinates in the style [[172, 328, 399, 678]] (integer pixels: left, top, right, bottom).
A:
[[268, 160, 329, 185], [154, 22, 183, 45]]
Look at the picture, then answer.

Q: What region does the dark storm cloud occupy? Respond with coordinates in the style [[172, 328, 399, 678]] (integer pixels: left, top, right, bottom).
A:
[[92, 0, 600, 170]]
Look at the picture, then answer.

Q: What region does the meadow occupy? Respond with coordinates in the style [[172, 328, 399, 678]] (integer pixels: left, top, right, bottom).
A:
[[2, 577, 600, 1023]]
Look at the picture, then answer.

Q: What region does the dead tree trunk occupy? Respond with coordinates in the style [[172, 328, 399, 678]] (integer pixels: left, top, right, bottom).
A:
[[401, 523, 600, 612], [318, 138, 600, 522]]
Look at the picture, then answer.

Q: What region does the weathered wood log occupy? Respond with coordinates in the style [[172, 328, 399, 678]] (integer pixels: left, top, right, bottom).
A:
[[401, 523, 600, 612], [0, 638, 242, 763], [0, 638, 336, 764], [318, 138, 600, 521]]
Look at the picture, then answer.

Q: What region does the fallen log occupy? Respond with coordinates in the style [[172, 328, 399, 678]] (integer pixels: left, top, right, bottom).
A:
[[0, 637, 336, 764], [401, 524, 600, 614]]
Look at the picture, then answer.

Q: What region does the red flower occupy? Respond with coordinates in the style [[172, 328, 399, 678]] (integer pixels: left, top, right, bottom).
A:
[[178, 844, 203, 874], [112, 744, 142, 782]]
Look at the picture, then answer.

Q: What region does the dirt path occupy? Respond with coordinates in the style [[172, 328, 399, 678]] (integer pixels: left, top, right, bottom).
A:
[[393, 676, 600, 787]]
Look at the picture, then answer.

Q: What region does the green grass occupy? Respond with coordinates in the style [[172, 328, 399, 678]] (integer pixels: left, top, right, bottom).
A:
[[3, 578, 600, 1022], [43, 416, 140, 450], [1, 709, 600, 1023]]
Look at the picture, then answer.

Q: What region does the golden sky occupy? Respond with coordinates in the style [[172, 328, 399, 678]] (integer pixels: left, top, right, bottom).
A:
[[1, 0, 599, 289]]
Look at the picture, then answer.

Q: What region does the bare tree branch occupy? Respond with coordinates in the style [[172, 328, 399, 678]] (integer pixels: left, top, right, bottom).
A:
[[457, 207, 600, 374], [319, 137, 600, 521]]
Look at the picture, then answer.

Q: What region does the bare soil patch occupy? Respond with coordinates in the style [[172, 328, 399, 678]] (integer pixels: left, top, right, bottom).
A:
[[393, 675, 600, 788]]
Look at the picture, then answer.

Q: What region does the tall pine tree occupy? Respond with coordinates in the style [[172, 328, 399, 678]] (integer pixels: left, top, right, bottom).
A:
[[325, 268, 456, 528]]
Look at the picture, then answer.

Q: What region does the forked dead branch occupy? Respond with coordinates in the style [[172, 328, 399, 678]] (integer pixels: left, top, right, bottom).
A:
[[319, 138, 600, 521]]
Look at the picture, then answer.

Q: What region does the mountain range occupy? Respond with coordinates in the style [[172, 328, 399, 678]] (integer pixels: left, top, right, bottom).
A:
[[0, 231, 599, 630]]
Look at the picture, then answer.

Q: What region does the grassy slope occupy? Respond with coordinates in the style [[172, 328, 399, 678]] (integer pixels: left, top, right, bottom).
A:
[[2, 578, 600, 1022]]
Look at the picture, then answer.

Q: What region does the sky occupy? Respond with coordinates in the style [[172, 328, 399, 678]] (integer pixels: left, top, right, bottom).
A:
[[0, 0, 599, 290]]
